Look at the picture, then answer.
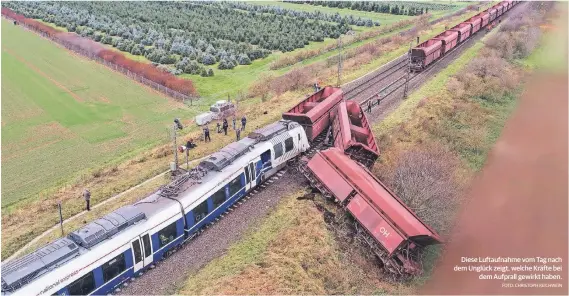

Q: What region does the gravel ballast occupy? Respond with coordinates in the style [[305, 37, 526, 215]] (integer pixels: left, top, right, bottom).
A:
[[118, 170, 307, 295]]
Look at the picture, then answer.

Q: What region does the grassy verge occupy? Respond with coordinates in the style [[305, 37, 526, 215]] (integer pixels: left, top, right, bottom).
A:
[[179, 190, 399, 295]]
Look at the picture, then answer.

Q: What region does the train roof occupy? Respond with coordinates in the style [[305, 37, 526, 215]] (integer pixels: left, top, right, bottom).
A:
[[172, 120, 303, 210], [1, 120, 302, 295]]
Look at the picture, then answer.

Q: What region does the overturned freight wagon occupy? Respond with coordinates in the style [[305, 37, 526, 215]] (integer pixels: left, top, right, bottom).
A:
[[330, 101, 379, 168], [282, 86, 344, 142], [300, 148, 442, 278]]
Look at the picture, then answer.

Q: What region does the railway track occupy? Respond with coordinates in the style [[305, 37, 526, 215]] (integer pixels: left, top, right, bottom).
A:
[[343, 55, 409, 101], [348, 2, 527, 117]]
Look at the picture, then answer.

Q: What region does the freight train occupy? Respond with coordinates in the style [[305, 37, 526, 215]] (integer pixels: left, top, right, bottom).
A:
[[410, 0, 518, 71], [2, 1, 519, 294]]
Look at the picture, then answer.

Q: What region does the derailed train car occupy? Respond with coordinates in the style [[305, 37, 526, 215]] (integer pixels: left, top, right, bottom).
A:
[[410, 0, 518, 71], [282, 86, 344, 142], [300, 148, 442, 277], [330, 100, 379, 168]]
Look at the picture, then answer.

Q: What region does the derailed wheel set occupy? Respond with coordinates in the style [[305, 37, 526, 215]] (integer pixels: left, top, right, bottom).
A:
[[411, 0, 519, 72]]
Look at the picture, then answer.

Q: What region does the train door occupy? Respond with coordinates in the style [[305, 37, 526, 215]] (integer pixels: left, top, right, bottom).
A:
[[131, 233, 153, 273], [244, 157, 260, 191]]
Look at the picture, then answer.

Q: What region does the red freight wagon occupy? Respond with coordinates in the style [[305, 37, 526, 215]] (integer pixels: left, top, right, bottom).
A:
[[450, 23, 472, 43], [330, 101, 379, 168], [501, 2, 509, 13], [465, 16, 482, 34], [494, 4, 503, 16], [282, 86, 343, 142], [488, 8, 498, 22], [303, 148, 442, 275], [480, 12, 490, 27], [410, 39, 442, 71], [432, 30, 459, 55]]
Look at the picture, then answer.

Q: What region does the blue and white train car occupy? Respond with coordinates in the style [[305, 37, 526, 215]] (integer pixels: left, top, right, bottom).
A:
[[1, 120, 309, 296]]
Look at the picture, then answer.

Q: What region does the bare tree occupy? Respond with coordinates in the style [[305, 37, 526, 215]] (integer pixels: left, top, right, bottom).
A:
[[385, 144, 461, 234]]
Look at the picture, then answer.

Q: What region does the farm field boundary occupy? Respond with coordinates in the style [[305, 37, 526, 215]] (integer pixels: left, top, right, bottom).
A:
[[1, 9, 198, 102]]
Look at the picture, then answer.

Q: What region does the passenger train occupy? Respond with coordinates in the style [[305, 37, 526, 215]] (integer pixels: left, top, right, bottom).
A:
[[1, 120, 309, 296]]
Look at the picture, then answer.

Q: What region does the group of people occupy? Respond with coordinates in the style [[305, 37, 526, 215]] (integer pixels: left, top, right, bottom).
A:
[[203, 115, 247, 142], [366, 95, 382, 113]]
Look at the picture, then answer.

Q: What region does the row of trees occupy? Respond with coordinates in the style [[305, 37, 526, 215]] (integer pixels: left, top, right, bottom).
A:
[[3, 1, 357, 75], [222, 1, 380, 27], [289, 1, 456, 16]]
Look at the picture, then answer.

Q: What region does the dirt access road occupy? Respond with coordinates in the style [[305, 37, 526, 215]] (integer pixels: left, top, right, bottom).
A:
[[421, 72, 568, 295]]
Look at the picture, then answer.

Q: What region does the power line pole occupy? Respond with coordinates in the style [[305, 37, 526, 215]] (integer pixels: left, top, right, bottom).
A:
[[337, 35, 343, 87], [172, 123, 178, 172], [171, 118, 184, 174], [403, 42, 412, 99]]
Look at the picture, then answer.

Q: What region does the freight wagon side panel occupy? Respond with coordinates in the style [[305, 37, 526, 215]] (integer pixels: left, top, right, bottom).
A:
[[306, 152, 354, 203], [450, 23, 471, 43], [433, 31, 459, 54], [331, 102, 352, 152], [344, 101, 379, 164], [466, 18, 482, 34], [480, 12, 490, 27], [347, 194, 405, 255], [319, 149, 442, 244], [282, 86, 343, 141], [488, 8, 498, 22]]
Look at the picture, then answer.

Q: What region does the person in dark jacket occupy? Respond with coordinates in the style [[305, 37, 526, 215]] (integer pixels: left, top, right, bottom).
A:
[[241, 116, 247, 131], [222, 119, 229, 135], [216, 122, 221, 133], [186, 139, 196, 149], [83, 189, 91, 211], [367, 100, 372, 113], [232, 117, 236, 130], [204, 126, 211, 142], [236, 128, 241, 141]]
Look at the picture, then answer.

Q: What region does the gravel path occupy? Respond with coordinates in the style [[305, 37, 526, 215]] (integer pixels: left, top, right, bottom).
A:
[[118, 170, 307, 295]]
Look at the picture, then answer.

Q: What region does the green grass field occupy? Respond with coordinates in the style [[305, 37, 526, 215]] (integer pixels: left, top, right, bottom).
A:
[[1, 19, 197, 207]]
